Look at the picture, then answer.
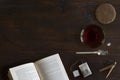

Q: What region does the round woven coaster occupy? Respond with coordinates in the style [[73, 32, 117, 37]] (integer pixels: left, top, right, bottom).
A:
[[96, 3, 116, 24]]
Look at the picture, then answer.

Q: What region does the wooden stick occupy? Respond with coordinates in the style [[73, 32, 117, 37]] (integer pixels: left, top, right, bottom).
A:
[[106, 62, 117, 78], [99, 64, 113, 72]]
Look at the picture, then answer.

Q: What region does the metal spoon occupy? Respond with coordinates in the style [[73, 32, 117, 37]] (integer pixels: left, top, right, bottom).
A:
[[76, 50, 108, 55]]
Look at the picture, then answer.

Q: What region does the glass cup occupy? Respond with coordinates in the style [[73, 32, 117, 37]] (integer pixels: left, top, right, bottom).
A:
[[80, 24, 105, 48]]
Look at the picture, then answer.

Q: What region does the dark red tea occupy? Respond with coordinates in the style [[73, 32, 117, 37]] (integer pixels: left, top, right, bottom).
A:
[[81, 24, 105, 48]]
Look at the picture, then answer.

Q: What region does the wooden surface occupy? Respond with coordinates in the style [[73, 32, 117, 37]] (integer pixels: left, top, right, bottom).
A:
[[0, 0, 120, 80]]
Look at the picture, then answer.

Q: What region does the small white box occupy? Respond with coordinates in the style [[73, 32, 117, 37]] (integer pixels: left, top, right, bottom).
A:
[[79, 62, 92, 77]]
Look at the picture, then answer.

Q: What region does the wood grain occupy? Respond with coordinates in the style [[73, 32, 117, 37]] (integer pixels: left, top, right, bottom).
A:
[[0, 0, 120, 80]]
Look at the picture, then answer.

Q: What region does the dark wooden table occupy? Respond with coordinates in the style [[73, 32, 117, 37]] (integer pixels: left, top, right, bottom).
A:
[[0, 0, 120, 80]]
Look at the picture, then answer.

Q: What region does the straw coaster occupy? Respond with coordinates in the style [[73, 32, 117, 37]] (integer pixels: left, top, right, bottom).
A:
[[96, 3, 116, 24]]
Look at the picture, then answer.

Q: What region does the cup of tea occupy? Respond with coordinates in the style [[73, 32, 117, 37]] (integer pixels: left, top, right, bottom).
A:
[[80, 24, 105, 48]]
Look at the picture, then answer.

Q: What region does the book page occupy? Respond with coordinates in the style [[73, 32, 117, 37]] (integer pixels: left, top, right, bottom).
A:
[[35, 54, 69, 80], [9, 63, 40, 80]]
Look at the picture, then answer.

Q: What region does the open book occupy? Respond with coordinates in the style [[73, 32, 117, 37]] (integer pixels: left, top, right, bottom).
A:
[[8, 54, 69, 80]]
